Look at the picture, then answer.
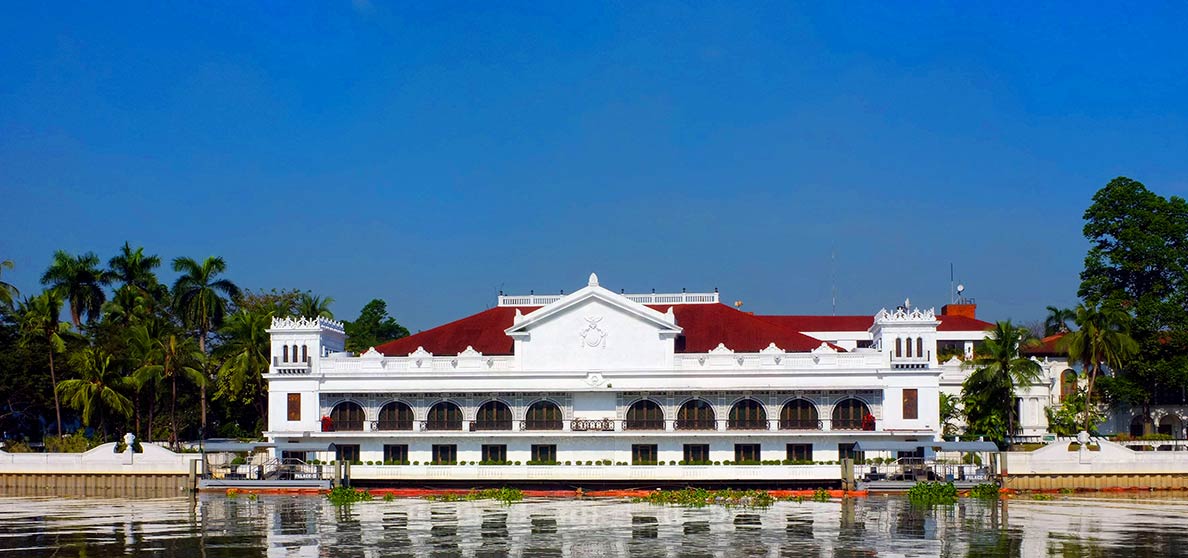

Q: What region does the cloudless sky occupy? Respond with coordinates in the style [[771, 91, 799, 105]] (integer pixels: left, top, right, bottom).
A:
[[3, 2, 1187, 332]]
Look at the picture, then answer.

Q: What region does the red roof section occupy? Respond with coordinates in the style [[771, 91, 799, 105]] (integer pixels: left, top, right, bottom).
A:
[[372, 302, 993, 357], [936, 314, 994, 331], [757, 314, 994, 333], [373, 307, 536, 356], [373, 303, 840, 356], [646, 304, 836, 353], [1023, 333, 1067, 356]]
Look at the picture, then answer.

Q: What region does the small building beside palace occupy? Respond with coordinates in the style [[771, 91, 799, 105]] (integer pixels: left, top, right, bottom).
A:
[[262, 274, 1007, 478]]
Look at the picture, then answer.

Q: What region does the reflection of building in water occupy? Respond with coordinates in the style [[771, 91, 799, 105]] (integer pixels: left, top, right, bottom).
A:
[[265, 275, 1005, 482]]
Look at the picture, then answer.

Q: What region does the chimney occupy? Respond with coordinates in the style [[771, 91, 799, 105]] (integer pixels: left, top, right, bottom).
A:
[[941, 303, 976, 319]]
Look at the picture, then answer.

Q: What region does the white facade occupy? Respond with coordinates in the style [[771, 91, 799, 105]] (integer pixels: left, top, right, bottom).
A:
[[263, 275, 997, 478]]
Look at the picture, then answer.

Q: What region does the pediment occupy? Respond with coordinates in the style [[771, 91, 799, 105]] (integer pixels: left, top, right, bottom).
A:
[[504, 284, 681, 338]]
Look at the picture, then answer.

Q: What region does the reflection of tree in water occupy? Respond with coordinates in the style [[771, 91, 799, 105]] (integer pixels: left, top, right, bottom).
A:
[[1113, 523, 1188, 558], [961, 500, 1022, 558]]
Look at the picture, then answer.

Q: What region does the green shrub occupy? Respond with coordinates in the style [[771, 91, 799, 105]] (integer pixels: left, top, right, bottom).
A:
[[424, 487, 523, 504], [327, 486, 372, 505], [2, 440, 32, 453], [634, 488, 774, 508], [908, 482, 958, 506], [45, 431, 96, 453], [969, 483, 1001, 499], [230, 456, 246, 465]]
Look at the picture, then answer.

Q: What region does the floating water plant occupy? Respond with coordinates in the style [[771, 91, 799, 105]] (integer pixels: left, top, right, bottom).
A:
[[969, 483, 1002, 499], [423, 488, 524, 504], [634, 488, 775, 508], [327, 486, 373, 505], [908, 482, 958, 505]]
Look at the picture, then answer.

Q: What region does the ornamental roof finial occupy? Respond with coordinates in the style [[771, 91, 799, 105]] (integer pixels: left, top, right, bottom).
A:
[[588, 272, 599, 287]]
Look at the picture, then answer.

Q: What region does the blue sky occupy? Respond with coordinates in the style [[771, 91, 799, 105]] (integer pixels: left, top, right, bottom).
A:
[[2, 2, 1187, 331]]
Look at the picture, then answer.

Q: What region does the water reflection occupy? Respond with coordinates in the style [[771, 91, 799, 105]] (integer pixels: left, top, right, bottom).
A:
[[3, 493, 1188, 556]]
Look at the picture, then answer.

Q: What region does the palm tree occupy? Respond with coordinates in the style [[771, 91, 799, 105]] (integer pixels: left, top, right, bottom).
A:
[[962, 321, 1043, 443], [0, 259, 18, 308], [17, 291, 72, 437], [58, 347, 134, 437], [214, 309, 273, 422], [1058, 304, 1139, 433], [107, 242, 162, 294], [296, 293, 334, 319], [1044, 306, 1075, 336], [133, 331, 204, 448], [171, 256, 240, 439], [41, 250, 110, 328]]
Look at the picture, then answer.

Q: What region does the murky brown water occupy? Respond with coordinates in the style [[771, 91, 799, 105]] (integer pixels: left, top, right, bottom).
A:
[[0, 493, 1186, 557]]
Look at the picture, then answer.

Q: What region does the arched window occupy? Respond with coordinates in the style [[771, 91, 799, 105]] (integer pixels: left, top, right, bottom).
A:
[[625, 400, 664, 430], [1130, 415, 1153, 437], [895, 338, 902, 358], [426, 402, 463, 431], [302, 344, 308, 362], [832, 399, 873, 431], [1059, 370, 1078, 402], [475, 401, 512, 431], [906, 337, 913, 358], [1159, 415, 1181, 438], [916, 337, 923, 359], [676, 400, 716, 430], [282, 345, 289, 363], [780, 399, 820, 430], [525, 401, 563, 430], [377, 401, 413, 431], [728, 399, 767, 430], [329, 401, 364, 432]]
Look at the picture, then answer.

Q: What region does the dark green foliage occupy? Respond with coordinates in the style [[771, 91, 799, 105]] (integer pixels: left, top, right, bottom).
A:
[[423, 488, 523, 503], [969, 483, 1001, 499], [960, 322, 1042, 444], [344, 299, 409, 353], [326, 486, 373, 505], [634, 488, 775, 508], [907, 482, 957, 505], [1079, 177, 1188, 407]]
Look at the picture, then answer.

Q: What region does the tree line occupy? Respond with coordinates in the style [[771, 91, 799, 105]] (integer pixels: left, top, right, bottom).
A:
[[0, 246, 408, 449], [951, 177, 1187, 444]]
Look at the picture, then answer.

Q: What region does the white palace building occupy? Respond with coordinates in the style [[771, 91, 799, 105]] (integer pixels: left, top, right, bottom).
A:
[[263, 274, 1002, 485]]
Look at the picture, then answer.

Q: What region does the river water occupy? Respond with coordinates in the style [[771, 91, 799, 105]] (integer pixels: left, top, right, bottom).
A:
[[0, 492, 1186, 557]]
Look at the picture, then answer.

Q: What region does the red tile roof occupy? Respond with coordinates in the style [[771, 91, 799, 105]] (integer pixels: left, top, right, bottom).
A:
[[1023, 333, 1067, 356], [372, 302, 993, 357], [646, 304, 836, 353], [374, 303, 837, 356], [758, 314, 994, 333], [373, 307, 536, 356]]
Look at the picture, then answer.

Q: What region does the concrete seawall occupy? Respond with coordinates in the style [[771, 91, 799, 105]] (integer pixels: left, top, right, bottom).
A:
[[1003, 439, 1188, 491], [0, 442, 201, 496]]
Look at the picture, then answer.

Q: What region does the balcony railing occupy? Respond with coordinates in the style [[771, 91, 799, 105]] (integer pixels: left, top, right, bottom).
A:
[[472, 420, 514, 431], [623, 420, 666, 431], [521, 420, 564, 431], [833, 418, 876, 431], [421, 420, 463, 431], [674, 419, 718, 431], [321, 420, 363, 432], [727, 419, 770, 431], [273, 356, 311, 374], [779, 419, 823, 430], [570, 418, 614, 432], [370, 420, 413, 431]]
